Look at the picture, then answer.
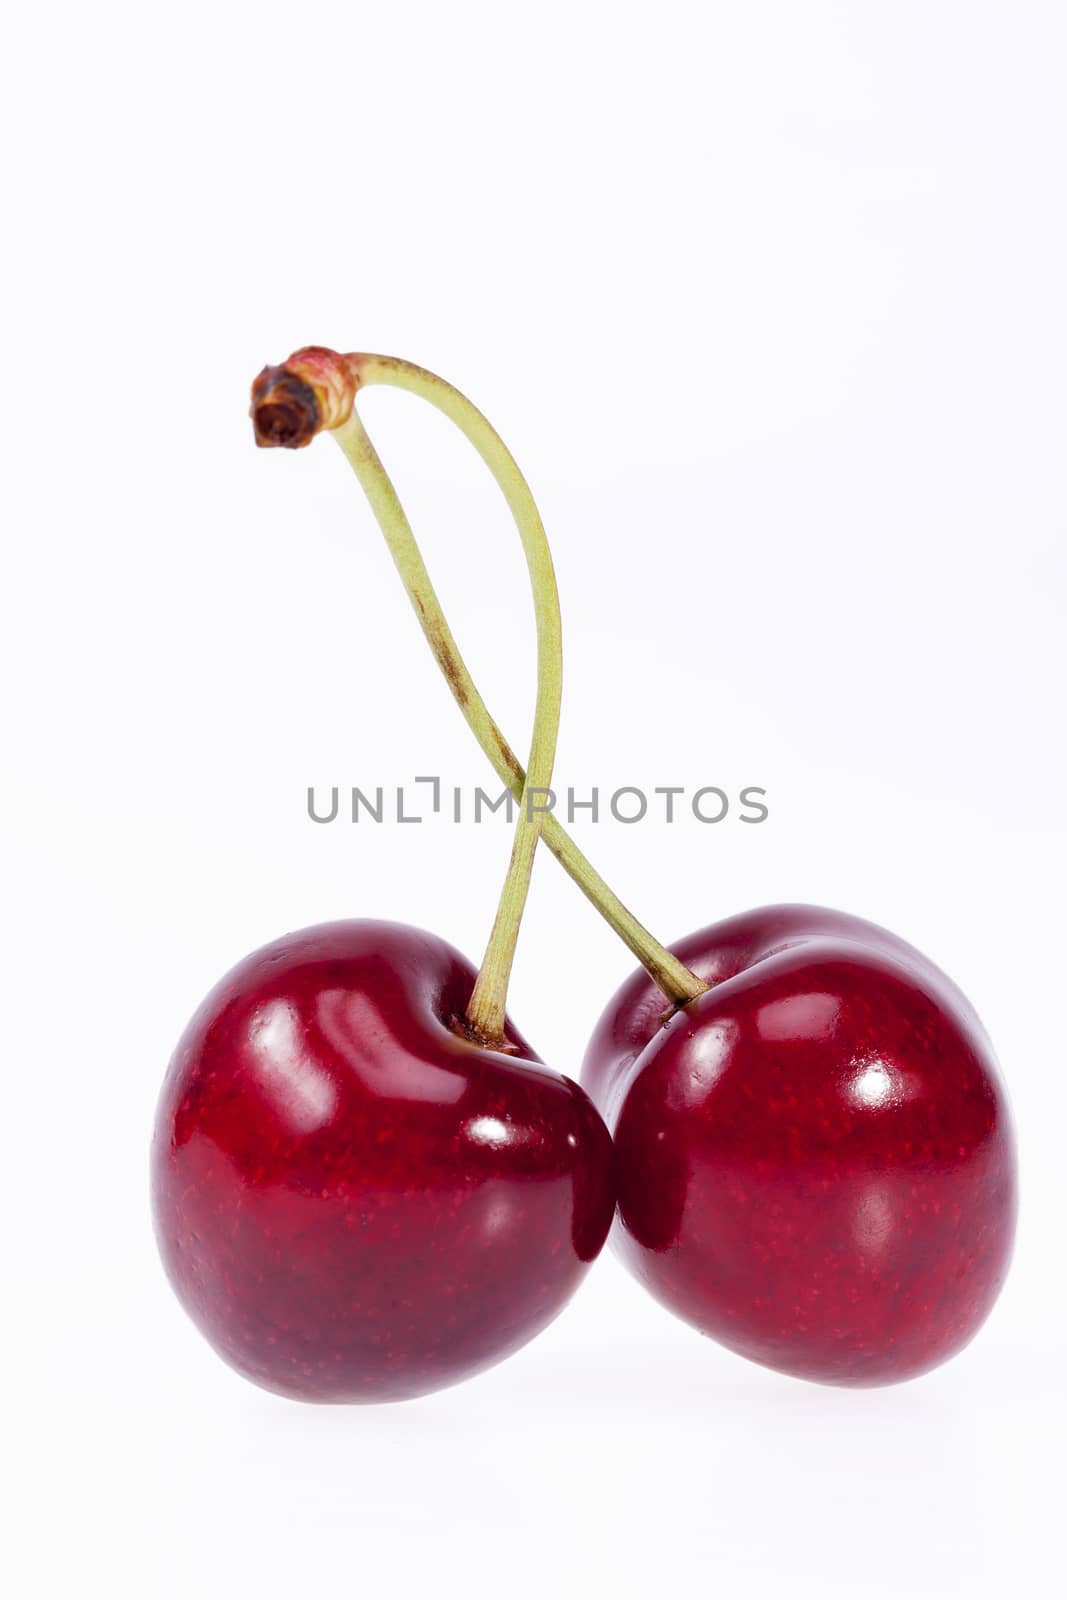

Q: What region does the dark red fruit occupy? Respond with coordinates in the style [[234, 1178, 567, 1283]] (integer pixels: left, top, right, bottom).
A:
[[583, 904, 1016, 1386], [153, 920, 614, 1402]]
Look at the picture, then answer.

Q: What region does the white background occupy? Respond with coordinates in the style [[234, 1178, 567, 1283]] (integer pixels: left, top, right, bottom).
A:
[[3, 4, 1065, 1596]]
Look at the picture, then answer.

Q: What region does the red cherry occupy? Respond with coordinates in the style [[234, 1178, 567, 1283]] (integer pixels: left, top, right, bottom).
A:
[[153, 920, 614, 1402], [583, 905, 1016, 1386]]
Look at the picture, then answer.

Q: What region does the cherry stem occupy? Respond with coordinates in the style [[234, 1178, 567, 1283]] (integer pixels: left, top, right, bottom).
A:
[[337, 358, 559, 1043], [250, 349, 709, 1011]]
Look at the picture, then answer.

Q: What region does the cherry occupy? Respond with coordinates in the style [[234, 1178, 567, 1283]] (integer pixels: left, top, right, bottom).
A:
[[153, 348, 615, 1401], [582, 904, 1017, 1386], [153, 920, 614, 1401]]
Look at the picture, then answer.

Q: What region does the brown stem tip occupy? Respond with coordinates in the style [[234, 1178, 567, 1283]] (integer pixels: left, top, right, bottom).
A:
[[250, 365, 320, 448], [249, 346, 358, 448]]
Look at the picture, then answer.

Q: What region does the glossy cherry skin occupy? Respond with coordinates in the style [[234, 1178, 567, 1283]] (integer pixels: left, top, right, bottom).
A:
[[153, 920, 614, 1403], [583, 905, 1016, 1386]]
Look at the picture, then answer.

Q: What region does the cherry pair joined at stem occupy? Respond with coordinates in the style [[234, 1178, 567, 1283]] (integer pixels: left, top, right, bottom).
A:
[[150, 348, 1016, 1400]]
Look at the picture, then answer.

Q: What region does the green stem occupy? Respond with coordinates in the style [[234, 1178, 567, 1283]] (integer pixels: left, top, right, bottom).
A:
[[332, 356, 708, 1009], [334, 357, 558, 1042]]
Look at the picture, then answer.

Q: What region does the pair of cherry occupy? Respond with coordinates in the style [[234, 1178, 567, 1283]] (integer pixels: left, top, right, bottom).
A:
[[152, 349, 1016, 1402]]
